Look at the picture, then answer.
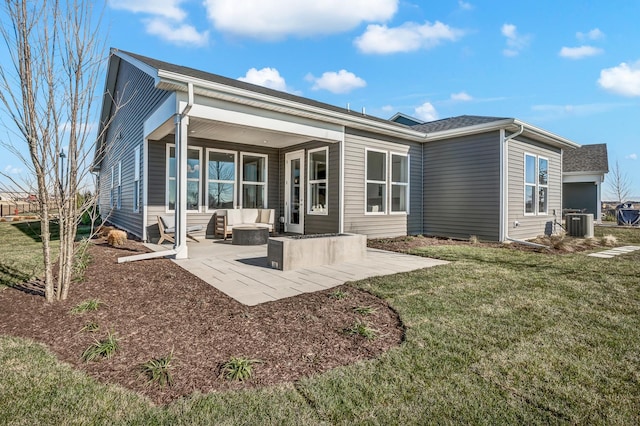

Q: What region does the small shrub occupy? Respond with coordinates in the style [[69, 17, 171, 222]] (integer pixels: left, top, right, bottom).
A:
[[12, 216, 20, 221], [81, 331, 119, 362], [221, 356, 260, 381], [140, 351, 175, 387], [71, 299, 101, 314], [344, 321, 378, 340], [601, 234, 617, 247], [107, 230, 127, 246], [353, 306, 376, 315], [469, 235, 479, 244], [81, 321, 100, 332], [330, 289, 348, 300], [98, 225, 114, 237]]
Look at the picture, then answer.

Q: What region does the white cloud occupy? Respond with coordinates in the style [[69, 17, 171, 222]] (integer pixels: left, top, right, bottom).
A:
[[414, 102, 438, 121], [559, 45, 603, 59], [3, 165, 23, 175], [109, 0, 187, 21], [307, 70, 366, 94], [203, 0, 397, 39], [381, 105, 394, 112], [577, 28, 604, 41], [598, 61, 640, 97], [501, 23, 530, 57], [451, 91, 472, 101], [626, 153, 638, 160], [238, 68, 289, 92], [531, 102, 624, 116], [354, 21, 464, 54], [145, 18, 209, 46], [458, 1, 473, 11]]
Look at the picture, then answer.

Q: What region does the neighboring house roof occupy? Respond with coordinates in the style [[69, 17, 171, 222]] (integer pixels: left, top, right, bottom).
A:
[[563, 143, 609, 173], [389, 112, 424, 126], [411, 115, 509, 133]]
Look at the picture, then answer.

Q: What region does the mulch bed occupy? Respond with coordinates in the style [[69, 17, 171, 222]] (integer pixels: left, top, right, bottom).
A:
[[0, 239, 404, 405]]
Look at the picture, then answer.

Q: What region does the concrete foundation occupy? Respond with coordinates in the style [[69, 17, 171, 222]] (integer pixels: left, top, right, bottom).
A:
[[267, 233, 366, 270]]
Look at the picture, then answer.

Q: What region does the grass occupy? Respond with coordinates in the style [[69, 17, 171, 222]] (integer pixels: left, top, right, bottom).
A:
[[1, 224, 639, 424], [343, 321, 378, 340], [71, 299, 102, 314]]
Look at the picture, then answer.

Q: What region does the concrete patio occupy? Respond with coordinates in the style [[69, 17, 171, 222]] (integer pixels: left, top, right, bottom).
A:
[[144, 239, 448, 306]]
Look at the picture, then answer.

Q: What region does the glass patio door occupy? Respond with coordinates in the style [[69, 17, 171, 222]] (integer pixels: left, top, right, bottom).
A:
[[284, 150, 304, 233]]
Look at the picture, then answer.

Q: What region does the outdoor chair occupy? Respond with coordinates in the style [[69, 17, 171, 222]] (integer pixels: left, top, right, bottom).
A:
[[157, 216, 203, 244]]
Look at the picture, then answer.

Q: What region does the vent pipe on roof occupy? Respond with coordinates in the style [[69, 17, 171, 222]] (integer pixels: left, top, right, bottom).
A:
[[362, 107, 366, 116], [346, 102, 350, 111]]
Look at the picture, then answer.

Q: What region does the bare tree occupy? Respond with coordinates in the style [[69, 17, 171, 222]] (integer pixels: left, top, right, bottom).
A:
[[607, 160, 631, 205], [0, 0, 107, 302]]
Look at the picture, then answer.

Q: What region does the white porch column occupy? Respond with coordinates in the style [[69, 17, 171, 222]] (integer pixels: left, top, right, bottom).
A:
[[596, 179, 603, 223], [174, 114, 189, 259]]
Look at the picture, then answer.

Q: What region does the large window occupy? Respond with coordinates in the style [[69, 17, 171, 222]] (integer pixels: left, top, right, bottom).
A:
[[133, 146, 140, 212], [241, 153, 267, 208], [167, 145, 201, 212], [391, 153, 409, 213], [524, 153, 549, 215], [366, 149, 387, 213], [308, 147, 328, 214], [207, 149, 236, 210]]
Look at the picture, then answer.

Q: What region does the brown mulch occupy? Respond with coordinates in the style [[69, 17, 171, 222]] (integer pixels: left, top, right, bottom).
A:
[[0, 239, 404, 405]]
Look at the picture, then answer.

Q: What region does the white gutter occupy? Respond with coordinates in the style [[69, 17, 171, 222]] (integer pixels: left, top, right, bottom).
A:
[[500, 124, 550, 249]]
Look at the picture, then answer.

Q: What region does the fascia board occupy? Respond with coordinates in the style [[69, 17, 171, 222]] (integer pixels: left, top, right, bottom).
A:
[[425, 119, 516, 141], [155, 70, 426, 142], [514, 119, 580, 149]]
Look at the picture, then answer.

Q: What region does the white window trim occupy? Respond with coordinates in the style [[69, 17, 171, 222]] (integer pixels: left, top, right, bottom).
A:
[[307, 147, 329, 215], [390, 152, 409, 215], [110, 165, 114, 208], [523, 152, 549, 216], [166, 143, 202, 213], [133, 146, 140, 213], [364, 148, 387, 215], [205, 148, 237, 213], [116, 161, 122, 210], [240, 152, 268, 209]]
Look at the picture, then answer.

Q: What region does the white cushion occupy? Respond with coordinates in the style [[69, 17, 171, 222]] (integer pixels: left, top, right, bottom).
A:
[[227, 209, 242, 226], [241, 208, 259, 224], [259, 209, 273, 224]]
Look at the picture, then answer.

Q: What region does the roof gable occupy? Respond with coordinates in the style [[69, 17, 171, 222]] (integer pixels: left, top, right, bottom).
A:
[[563, 143, 608, 173]]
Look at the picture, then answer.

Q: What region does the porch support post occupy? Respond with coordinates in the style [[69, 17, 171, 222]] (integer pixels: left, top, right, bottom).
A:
[[174, 114, 189, 259]]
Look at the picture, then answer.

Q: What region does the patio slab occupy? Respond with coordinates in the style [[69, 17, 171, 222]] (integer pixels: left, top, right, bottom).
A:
[[144, 239, 448, 306]]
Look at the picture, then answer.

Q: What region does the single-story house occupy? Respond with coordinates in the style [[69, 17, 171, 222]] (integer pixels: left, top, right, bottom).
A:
[[562, 143, 608, 222], [93, 49, 580, 259]]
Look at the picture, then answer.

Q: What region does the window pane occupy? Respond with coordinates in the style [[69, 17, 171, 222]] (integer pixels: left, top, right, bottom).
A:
[[169, 147, 176, 178], [367, 151, 386, 181], [310, 182, 327, 212], [310, 150, 327, 180], [187, 149, 200, 179], [539, 158, 548, 185], [392, 154, 408, 183], [539, 187, 548, 214], [209, 151, 235, 181], [168, 180, 176, 210], [525, 185, 535, 213], [243, 155, 265, 183], [243, 184, 264, 208], [525, 155, 536, 184], [366, 182, 385, 212], [208, 183, 234, 209], [187, 180, 199, 210], [391, 184, 407, 212]]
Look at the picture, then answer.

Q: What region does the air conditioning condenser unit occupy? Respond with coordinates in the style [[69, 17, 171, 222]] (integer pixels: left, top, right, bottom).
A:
[[565, 213, 594, 238]]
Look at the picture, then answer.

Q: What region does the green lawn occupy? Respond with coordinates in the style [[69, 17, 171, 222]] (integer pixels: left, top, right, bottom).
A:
[[1, 223, 639, 424]]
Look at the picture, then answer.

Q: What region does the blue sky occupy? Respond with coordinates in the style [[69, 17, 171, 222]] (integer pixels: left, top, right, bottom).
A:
[[2, 0, 640, 199]]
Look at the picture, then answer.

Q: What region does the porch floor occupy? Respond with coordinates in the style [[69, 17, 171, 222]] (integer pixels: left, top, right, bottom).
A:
[[144, 239, 448, 306]]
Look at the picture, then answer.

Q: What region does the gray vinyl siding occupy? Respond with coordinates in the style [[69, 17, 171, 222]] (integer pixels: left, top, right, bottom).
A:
[[98, 60, 170, 238], [343, 128, 421, 239], [279, 141, 340, 235], [146, 136, 280, 242], [563, 182, 597, 216], [423, 131, 501, 241], [507, 136, 562, 240]]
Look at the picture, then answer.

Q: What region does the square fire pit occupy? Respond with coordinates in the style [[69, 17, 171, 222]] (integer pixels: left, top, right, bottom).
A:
[[267, 233, 366, 270]]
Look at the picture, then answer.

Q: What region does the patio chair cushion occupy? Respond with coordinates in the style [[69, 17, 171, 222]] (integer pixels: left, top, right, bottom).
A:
[[259, 208, 273, 224], [160, 216, 175, 233], [226, 209, 242, 226], [241, 208, 259, 224]]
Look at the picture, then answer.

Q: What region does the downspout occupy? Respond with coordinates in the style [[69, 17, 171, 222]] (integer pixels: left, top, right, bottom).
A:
[[118, 83, 195, 263], [501, 125, 548, 249]]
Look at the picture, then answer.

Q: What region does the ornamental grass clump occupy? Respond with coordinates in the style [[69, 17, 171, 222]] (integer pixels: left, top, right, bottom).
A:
[[140, 351, 175, 387], [81, 331, 119, 362], [221, 356, 260, 381], [107, 230, 127, 246]]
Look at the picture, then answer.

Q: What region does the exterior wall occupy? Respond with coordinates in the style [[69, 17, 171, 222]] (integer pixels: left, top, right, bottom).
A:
[[507, 135, 562, 240], [98, 59, 170, 238], [146, 136, 280, 242], [423, 131, 501, 241], [343, 128, 422, 239], [279, 141, 340, 235], [563, 182, 598, 216]]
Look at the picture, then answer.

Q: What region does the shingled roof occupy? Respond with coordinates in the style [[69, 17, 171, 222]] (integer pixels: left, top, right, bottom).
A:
[[410, 115, 510, 133], [563, 143, 609, 173]]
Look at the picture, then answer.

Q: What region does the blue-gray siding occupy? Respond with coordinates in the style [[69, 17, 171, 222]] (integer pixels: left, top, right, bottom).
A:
[[563, 182, 598, 216]]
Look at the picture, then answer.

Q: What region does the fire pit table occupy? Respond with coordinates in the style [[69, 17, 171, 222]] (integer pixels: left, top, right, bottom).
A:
[[231, 226, 269, 245]]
